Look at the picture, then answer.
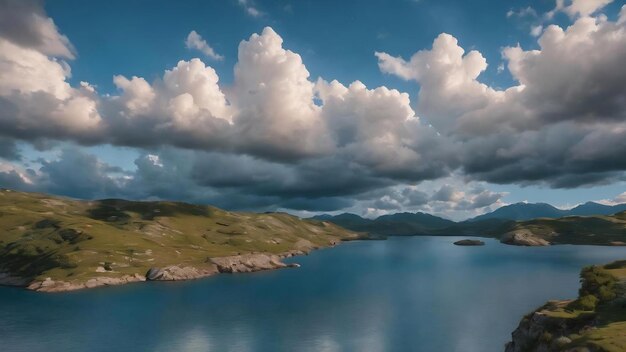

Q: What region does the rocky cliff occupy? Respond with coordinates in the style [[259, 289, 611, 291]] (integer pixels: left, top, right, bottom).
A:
[[505, 261, 626, 352]]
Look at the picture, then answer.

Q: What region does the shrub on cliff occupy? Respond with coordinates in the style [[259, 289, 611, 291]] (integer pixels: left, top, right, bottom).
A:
[[570, 294, 599, 311], [578, 266, 617, 303]]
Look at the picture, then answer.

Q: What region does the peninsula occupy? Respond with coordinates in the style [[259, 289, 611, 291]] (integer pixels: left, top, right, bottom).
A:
[[0, 189, 359, 292], [506, 260, 626, 352]]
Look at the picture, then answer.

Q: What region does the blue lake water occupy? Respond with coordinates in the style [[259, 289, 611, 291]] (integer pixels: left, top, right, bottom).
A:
[[1, 236, 626, 352]]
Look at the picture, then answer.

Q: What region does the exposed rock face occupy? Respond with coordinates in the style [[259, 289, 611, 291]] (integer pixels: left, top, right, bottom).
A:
[[453, 239, 485, 246], [211, 253, 297, 273], [505, 301, 596, 352], [3, 251, 307, 292], [501, 230, 551, 246], [145, 265, 218, 281], [27, 274, 146, 292]]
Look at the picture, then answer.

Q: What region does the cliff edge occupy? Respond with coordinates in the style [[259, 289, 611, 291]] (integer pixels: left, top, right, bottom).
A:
[[505, 260, 626, 352]]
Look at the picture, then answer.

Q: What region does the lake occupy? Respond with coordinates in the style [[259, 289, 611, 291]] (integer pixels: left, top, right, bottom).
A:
[[1, 236, 625, 352]]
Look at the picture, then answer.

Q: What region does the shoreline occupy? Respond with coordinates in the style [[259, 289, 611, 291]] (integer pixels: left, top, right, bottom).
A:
[[0, 239, 354, 293], [2, 234, 623, 293], [505, 260, 626, 351]]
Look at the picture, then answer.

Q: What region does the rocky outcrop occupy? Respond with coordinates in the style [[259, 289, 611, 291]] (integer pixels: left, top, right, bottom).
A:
[[5, 250, 309, 292], [145, 265, 218, 281], [27, 274, 146, 292], [505, 300, 596, 352], [453, 239, 485, 246], [210, 253, 299, 273], [501, 230, 551, 246]]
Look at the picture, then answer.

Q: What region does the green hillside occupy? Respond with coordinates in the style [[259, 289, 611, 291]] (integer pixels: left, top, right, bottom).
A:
[[506, 260, 626, 352], [0, 189, 359, 291], [506, 212, 626, 245], [317, 210, 626, 246]]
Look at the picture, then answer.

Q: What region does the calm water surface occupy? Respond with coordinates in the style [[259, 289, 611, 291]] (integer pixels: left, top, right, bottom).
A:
[[1, 236, 626, 352]]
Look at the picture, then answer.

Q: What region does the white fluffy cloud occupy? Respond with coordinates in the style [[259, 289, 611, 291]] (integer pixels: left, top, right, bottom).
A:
[[2, 0, 626, 218], [550, 0, 614, 18], [231, 27, 330, 160], [377, 6, 626, 187], [0, 34, 101, 141], [107, 58, 233, 149], [0, 0, 451, 215], [376, 33, 501, 134], [185, 30, 224, 61]]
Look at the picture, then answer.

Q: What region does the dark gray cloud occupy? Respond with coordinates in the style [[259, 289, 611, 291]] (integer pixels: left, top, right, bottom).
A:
[[0, 0, 74, 58], [38, 149, 124, 199], [0, 137, 21, 161]]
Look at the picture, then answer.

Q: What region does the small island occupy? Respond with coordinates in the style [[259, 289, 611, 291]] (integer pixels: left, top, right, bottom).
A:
[[453, 239, 485, 246]]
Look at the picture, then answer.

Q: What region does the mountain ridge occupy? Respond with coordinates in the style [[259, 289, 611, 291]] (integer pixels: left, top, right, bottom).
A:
[[314, 200, 626, 226]]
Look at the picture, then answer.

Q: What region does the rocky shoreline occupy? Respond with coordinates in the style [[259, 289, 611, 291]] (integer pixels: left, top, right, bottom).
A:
[[500, 230, 551, 246], [504, 300, 594, 352], [505, 260, 626, 351], [1, 249, 320, 293]]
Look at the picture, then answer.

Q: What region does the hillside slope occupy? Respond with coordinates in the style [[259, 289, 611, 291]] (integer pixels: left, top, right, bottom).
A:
[[469, 201, 626, 222], [470, 203, 566, 222], [311, 212, 455, 236], [315, 210, 626, 246], [503, 212, 626, 246], [0, 189, 359, 292], [506, 260, 626, 352]]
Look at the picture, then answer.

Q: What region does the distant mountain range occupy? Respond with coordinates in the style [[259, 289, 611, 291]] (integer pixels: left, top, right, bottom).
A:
[[313, 201, 626, 236], [468, 201, 626, 222], [312, 212, 456, 236]]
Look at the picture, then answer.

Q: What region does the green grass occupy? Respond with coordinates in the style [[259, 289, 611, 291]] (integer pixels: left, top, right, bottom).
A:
[[505, 214, 626, 245], [525, 260, 626, 351], [0, 189, 359, 286]]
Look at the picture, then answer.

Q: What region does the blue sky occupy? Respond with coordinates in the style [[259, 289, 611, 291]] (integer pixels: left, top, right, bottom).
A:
[[46, 0, 542, 92], [1, 0, 626, 220]]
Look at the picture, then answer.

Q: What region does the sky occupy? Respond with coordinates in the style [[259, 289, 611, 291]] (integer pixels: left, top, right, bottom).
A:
[[0, 0, 625, 221]]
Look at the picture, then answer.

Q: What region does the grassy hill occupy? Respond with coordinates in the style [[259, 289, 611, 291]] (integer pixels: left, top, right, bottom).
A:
[[316, 210, 626, 245], [505, 212, 626, 245], [0, 189, 359, 291], [468, 201, 626, 222], [469, 202, 566, 222]]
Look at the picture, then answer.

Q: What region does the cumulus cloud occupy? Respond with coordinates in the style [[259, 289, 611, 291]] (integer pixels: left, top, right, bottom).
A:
[[0, 0, 74, 58], [0, 1, 101, 143], [0, 6, 445, 177], [106, 58, 233, 150], [377, 7, 626, 187], [185, 30, 224, 61], [1, 0, 626, 219], [231, 27, 330, 160], [549, 0, 614, 19]]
